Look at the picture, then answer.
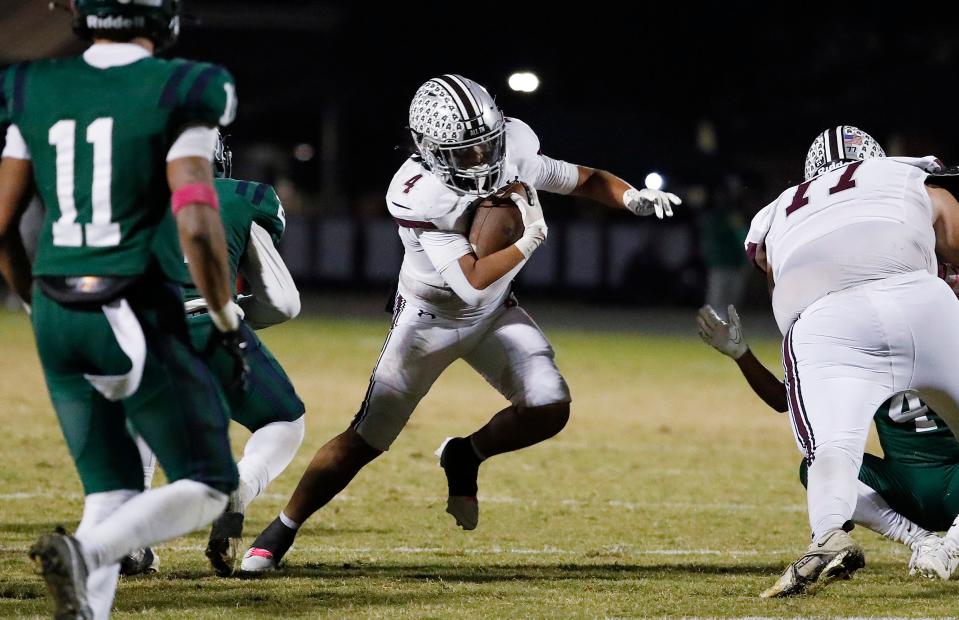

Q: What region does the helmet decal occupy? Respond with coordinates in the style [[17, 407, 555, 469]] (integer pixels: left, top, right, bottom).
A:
[[408, 74, 506, 195], [804, 125, 885, 181]]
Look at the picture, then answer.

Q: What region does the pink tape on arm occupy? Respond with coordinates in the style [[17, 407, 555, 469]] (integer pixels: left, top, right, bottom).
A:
[[171, 183, 219, 216]]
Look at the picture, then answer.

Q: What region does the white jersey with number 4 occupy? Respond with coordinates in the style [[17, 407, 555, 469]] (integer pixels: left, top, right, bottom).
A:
[[384, 117, 579, 322], [751, 158, 936, 333]]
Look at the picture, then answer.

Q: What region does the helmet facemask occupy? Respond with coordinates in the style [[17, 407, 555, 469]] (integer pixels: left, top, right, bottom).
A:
[[213, 131, 232, 179], [408, 74, 507, 195], [415, 123, 505, 194]]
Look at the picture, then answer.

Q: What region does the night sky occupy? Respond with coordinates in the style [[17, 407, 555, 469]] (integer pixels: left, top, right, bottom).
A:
[[164, 2, 959, 201]]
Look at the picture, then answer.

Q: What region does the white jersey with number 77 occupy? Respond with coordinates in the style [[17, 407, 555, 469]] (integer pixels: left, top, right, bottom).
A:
[[748, 158, 937, 334]]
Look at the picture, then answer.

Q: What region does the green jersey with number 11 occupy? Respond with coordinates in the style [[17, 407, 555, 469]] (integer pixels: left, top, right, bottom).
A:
[[0, 52, 237, 282]]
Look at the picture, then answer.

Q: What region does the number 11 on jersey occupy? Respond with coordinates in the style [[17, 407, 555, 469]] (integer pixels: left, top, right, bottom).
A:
[[49, 117, 120, 248]]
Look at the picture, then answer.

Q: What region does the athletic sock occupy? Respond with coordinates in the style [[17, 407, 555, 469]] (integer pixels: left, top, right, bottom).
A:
[[236, 418, 305, 512], [76, 490, 137, 620], [851, 480, 929, 547], [134, 434, 157, 491], [442, 437, 481, 496], [279, 511, 301, 530], [250, 516, 298, 562], [942, 515, 959, 556], [77, 480, 227, 572], [806, 450, 859, 542]]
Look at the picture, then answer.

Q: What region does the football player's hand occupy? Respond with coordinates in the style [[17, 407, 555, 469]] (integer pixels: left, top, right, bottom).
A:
[[205, 326, 251, 392], [206, 300, 250, 391], [624, 187, 681, 219], [221, 329, 251, 392], [208, 299, 244, 333], [697, 304, 748, 359], [512, 184, 548, 258]]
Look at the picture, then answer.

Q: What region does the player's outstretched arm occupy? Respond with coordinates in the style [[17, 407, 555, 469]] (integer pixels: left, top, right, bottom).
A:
[[0, 157, 34, 305], [570, 166, 680, 219], [168, 156, 238, 332], [697, 304, 788, 413]]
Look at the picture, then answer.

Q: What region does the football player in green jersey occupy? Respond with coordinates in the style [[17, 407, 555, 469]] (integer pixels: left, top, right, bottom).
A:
[[125, 135, 306, 577], [697, 304, 959, 581], [0, 1, 244, 617]]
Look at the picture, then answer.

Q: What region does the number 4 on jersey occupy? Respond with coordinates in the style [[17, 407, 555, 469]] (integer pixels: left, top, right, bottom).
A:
[[403, 174, 423, 194], [49, 117, 120, 247], [786, 161, 864, 216]]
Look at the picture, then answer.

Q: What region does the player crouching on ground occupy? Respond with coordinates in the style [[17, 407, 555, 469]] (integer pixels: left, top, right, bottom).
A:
[[241, 74, 681, 572], [121, 134, 306, 578], [698, 303, 959, 581]]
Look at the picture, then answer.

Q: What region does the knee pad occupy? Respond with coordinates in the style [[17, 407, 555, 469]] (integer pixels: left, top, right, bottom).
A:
[[513, 353, 571, 409], [352, 381, 421, 452]]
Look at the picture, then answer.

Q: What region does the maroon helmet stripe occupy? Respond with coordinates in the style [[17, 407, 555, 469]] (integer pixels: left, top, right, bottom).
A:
[[437, 74, 479, 119], [832, 125, 845, 162]]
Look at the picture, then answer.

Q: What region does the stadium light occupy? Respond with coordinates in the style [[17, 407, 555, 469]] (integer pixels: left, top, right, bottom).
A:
[[294, 143, 315, 162], [644, 172, 664, 191], [508, 72, 540, 93]]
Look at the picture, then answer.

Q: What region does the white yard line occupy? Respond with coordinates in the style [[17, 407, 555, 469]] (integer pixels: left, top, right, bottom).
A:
[[0, 544, 795, 557], [0, 491, 805, 513]]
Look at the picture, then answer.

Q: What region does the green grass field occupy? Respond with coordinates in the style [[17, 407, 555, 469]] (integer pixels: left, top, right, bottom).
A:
[[0, 306, 955, 618]]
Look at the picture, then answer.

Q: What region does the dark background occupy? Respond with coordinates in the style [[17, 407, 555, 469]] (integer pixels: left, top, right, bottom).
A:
[[167, 3, 958, 195], [2, 2, 956, 307]]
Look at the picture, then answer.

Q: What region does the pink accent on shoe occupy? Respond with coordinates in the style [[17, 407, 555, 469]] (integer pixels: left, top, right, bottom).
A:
[[246, 548, 273, 559]]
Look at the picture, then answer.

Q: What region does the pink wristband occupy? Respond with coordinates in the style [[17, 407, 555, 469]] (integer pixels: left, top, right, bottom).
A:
[[171, 183, 219, 216]]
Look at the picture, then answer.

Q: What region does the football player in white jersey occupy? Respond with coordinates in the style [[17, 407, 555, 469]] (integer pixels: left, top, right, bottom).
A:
[[697, 304, 959, 580], [744, 125, 959, 597], [240, 74, 681, 571]]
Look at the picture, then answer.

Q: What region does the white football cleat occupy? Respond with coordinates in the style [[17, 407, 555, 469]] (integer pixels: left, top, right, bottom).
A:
[[910, 534, 952, 580], [760, 528, 865, 598], [240, 547, 278, 573]]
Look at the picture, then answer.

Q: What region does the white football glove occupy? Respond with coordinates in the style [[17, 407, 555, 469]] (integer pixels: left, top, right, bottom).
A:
[[624, 187, 681, 219], [511, 185, 548, 259], [697, 304, 748, 359], [209, 299, 244, 333]]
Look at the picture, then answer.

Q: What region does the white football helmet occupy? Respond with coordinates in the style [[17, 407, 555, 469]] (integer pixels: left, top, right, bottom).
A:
[[409, 74, 505, 195], [803, 125, 885, 181]]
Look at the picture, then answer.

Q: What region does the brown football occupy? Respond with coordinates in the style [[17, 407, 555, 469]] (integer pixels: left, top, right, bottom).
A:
[[468, 181, 529, 258]]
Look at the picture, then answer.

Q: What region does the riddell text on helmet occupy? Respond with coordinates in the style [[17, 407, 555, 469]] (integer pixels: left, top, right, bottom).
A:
[[86, 15, 148, 30]]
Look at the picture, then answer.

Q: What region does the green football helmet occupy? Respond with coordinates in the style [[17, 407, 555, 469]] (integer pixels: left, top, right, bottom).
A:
[[71, 0, 181, 51]]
